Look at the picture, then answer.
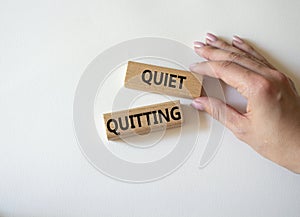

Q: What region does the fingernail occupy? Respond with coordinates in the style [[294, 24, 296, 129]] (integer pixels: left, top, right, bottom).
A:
[[191, 100, 205, 111], [206, 33, 218, 42], [194, 41, 205, 48], [233, 35, 243, 44], [189, 63, 198, 71]]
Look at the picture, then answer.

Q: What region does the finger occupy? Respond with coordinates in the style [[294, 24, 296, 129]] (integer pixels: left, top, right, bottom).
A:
[[194, 45, 273, 77], [205, 33, 243, 54], [232, 35, 275, 69], [189, 61, 261, 98], [191, 97, 248, 137], [201, 33, 274, 69]]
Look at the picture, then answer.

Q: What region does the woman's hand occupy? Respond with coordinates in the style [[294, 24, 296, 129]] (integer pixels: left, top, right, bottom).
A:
[[190, 33, 300, 173]]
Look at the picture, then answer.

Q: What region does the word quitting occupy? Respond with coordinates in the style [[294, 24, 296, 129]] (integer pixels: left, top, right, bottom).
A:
[[125, 61, 203, 98], [103, 100, 183, 140]]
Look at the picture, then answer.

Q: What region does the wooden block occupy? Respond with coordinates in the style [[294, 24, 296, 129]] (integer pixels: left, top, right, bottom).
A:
[[103, 100, 183, 140], [125, 61, 203, 98]]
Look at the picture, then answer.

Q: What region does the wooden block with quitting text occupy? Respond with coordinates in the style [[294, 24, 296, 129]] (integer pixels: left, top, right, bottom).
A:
[[103, 100, 183, 140], [125, 61, 203, 98]]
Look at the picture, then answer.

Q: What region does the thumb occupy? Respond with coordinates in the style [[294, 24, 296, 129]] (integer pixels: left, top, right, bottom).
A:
[[191, 97, 247, 135]]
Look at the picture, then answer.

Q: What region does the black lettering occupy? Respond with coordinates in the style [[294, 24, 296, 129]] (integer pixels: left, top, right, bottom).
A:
[[163, 73, 169, 86], [157, 108, 170, 123], [129, 115, 136, 128], [152, 111, 159, 124], [153, 71, 163, 85], [107, 119, 120, 135], [170, 106, 181, 120], [118, 116, 129, 131], [143, 111, 152, 125], [177, 75, 186, 89], [142, 70, 152, 85], [168, 74, 177, 88], [134, 113, 143, 127]]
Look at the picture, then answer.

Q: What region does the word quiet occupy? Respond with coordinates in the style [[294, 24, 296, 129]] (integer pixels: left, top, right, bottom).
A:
[[125, 61, 203, 98]]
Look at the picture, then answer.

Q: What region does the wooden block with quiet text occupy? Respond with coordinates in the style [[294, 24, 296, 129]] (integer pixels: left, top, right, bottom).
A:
[[125, 61, 203, 98], [103, 100, 183, 140]]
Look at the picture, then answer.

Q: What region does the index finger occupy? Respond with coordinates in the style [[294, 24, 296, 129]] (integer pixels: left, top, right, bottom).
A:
[[190, 61, 261, 98]]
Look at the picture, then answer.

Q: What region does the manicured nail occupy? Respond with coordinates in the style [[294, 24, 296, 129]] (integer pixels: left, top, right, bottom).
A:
[[206, 38, 213, 45], [206, 33, 218, 42], [191, 100, 205, 111], [233, 35, 243, 44], [194, 41, 205, 48]]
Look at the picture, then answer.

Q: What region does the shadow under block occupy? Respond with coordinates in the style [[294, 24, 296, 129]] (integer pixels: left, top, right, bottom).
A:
[[125, 61, 203, 98], [103, 100, 183, 140]]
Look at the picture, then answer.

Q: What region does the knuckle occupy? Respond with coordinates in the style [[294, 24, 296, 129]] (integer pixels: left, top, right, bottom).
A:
[[275, 71, 288, 83], [233, 126, 248, 141], [255, 76, 275, 95], [211, 108, 221, 121], [228, 51, 243, 61], [218, 41, 231, 50], [251, 60, 268, 72], [233, 120, 252, 142], [227, 115, 248, 140], [254, 62, 266, 71], [219, 60, 235, 69], [209, 101, 223, 121], [201, 47, 213, 60], [247, 53, 265, 65]]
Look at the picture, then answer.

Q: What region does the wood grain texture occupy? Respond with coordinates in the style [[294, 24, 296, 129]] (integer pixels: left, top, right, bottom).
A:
[[103, 100, 183, 140], [125, 61, 203, 98]]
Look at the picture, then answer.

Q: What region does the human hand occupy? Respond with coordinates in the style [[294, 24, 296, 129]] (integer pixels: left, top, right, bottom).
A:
[[190, 33, 300, 173]]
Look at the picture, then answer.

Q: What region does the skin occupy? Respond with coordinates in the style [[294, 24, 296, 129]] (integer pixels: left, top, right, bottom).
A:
[[190, 33, 300, 174]]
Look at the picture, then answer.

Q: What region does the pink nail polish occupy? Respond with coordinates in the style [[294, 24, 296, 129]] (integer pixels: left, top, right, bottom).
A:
[[233, 35, 243, 44], [194, 41, 205, 48], [206, 38, 212, 44], [206, 33, 218, 42], [191, 101, 205, 111]]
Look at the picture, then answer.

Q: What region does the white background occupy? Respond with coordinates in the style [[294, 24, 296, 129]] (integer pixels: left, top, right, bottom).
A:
[[1, 0, 300, 216]]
